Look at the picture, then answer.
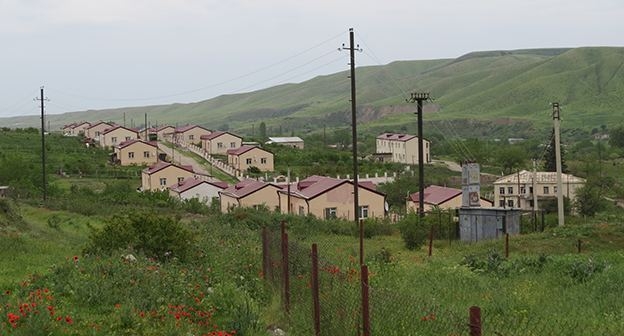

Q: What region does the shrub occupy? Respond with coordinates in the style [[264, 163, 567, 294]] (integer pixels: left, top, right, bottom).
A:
[[566, 258, 608, 283], [84, 212, 194, 262], [397, 213, 429, 250]]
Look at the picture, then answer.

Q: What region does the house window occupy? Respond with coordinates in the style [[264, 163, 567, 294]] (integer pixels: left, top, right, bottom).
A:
[[324, 207, 337, 220], [246, 158, 252, 165], [553, 186, 558, 193], [111, 137, 117, 144], [529, 186, 534, 194], [128, 152, 135, 159], [520, 186, 526, 194], [499, 187, 505, 195], [499, 200, 505, 207], [298, 206, 305, 215], [529, 200, 534, 207], [218, 142, 223, 149], [230, 142, 236, 148], [125, 136, 131, 141], [177, 177, 184, 183], [261, 157, 267, 164], [507, 187, 513, 194], [507, 200, 514, 207], [159, 178, 167, 186], [189, 135, 194, 140], [143, 151, 150, 158], [543, 186, 550, 194], [359, 205, 369, 219]]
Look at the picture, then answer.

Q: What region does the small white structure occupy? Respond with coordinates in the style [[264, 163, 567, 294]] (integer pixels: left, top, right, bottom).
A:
[[169, 178, 229, 204], [266, 137, 304, 149]]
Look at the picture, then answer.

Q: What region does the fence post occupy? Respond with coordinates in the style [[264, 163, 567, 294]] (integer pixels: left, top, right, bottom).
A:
[[469, 306, 481, 336], [505, 233, 509, 259], [261, 227, 270, 281], [311, 244, 321, 336], [361, 264, 370, 336], [359, 219, 364, 265], [577, 239, 582, 253], [281, 221, 290, 314], [428, 225, 434, 257]]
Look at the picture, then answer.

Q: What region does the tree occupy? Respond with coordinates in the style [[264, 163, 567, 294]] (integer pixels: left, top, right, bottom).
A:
[[609, 125, 624, 149], [259, 122, 267, 139], [574, 184, 606, 217], [544, 129, 568, 173], [496, 146, 526, 174]]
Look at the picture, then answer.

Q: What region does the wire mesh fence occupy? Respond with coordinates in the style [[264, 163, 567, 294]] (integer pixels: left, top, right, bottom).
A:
[[261, 222, 616, 335]]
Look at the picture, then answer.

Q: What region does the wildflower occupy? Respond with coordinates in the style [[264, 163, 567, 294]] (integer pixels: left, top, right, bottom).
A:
[[65, 315, 73, 324]]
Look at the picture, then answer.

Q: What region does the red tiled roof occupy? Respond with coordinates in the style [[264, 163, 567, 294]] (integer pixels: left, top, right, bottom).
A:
[[219, 179, 280, 198], [152, 125, 174, 132], [174, 125, 210, 133], [116, 139, 157, 149], [226, 145, 271, 156], [200, 131, 242, 141], [279, 175, 384, 200], [87, 121, 114, 130], [74, 121, 91, 128], [102, 125, 139, 135], [169, 178, 228, 193], [143, 162, 194, 175], [408, 185, 461, 205]]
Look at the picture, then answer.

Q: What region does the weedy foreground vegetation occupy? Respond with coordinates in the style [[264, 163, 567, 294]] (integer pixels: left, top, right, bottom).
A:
[[1, 129, 623, 335]]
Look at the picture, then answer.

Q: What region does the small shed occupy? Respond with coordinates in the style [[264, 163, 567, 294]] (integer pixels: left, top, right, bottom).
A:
[[458, 207, 520, 242]]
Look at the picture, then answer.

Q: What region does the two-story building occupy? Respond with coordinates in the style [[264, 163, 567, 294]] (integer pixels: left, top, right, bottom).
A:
[[173, 125, 211, 145], [375, 133, 431, 165], [219, 179, 282, 212], [113, 140, 158, 166], [227, 145, 274, 173], [100, 125, 140, 148], [141, 162, 196, 192], [493, 170, 586, 210], [201, 131, 243, 155], [277, 175, 386, 220]]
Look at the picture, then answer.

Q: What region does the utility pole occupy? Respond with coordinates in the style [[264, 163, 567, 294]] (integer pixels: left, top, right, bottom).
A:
[[552, 103, 564, 226], [34, 86, 49, 202], [144, 113, 148, 140], [340, 27, 363, 263], [407, 92, 430, 218], [532, 159, 538, 221]]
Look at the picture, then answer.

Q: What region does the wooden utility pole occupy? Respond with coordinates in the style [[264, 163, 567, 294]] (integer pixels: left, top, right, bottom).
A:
[[407, 92, 430, 218], [35, 87, 49, 201], [552, 103, 564, 226]]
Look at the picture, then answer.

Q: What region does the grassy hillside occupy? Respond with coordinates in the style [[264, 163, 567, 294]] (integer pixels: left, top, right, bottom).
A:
[[2, 47, 623, 138]]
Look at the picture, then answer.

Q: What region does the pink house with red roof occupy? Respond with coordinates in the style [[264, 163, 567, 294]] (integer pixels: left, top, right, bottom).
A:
[[85, 121, 115, 141], [100, 125, 140, 148], [219, 179, 282, 212], [173, 125, 211, 145], [407, 185, 493, 213], [227, 145, 274, 173], [169, 178, 229, 204], [140, 162, 196, 191], [277, 176, 386, 220], [113, 139, 158, 166], [200, 131, 243, 155], [375, 133, 431, 165]]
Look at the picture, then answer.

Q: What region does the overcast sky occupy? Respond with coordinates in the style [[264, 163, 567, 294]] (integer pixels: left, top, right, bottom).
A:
[[1, 0, 622, 118]]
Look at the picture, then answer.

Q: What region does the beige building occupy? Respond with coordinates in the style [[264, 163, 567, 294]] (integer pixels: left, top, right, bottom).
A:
[[62, 123, 76, 135], [277, 176, 386, 220], [169, 178, 229, 204], [375, 133, 431, 165], [173, 125, 211, 145], [113, 140, 158, 166], [493, 170, 586, 210], [141, 162, 196, 192], [71, 122, 91, 136], [86, 121, 115, 141], [227, 145, 274, 173], [407, 185, 493, 213], [100, 125, 139, 148], [201, 131, 243, 155], [143, 125, 175, 141], [266, 137, 304, 149], [219, 179, 282, 212]]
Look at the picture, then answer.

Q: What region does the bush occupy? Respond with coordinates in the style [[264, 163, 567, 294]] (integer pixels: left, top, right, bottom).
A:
[[566, 258, 608, 283], [397, 213, 429, 250], [84, 212, 194, 262]]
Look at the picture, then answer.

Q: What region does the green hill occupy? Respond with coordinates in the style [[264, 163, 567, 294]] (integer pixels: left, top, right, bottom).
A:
[[3, 47, 624, 137]]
